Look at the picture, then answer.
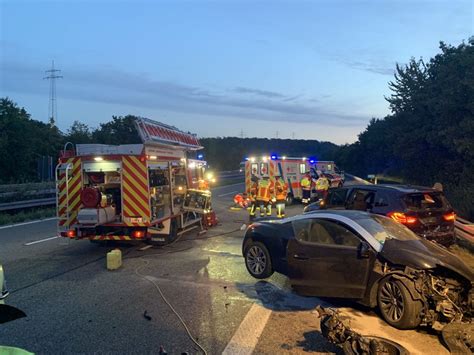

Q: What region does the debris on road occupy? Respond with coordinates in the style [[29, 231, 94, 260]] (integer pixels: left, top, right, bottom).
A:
[[143, 310, 152, 321], [316, 306, 408, 355]]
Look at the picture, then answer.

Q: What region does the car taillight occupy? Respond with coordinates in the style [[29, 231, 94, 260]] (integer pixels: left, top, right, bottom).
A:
[[443, 212, 456, 222], [387, 212, 417, 225]]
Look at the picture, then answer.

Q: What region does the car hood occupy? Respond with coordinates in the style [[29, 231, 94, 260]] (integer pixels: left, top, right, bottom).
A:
[[380, 239, 474, 282]]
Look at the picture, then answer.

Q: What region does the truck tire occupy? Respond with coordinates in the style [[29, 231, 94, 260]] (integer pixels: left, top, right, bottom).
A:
[[285, 194, 294, 206]]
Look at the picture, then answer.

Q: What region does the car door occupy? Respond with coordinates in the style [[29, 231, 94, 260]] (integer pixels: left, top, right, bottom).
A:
[[325, 188, 348, 209], [287, 217, 375, 299]]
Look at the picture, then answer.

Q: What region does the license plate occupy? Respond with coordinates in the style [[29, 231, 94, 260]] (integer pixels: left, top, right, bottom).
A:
[[422, 217, 438, 224]]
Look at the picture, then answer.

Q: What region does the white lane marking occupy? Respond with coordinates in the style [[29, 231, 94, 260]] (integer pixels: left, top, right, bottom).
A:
[[24, 236, 59, 246], [217, 190, 239, 197], [0, 217, 57, 230], [222, 303, 272, 355]]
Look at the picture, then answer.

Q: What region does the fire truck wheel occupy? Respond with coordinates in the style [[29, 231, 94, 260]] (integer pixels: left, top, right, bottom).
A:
[[168, 218, 178, 243], [285, 194, 294, 206]]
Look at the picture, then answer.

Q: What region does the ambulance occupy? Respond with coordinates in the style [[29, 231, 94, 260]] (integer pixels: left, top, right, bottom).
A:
[[56, 117, 213, 245], [243, 155, 344, 204]]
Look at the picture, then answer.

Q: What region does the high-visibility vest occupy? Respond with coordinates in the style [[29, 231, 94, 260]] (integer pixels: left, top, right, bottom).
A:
[[257, 179, 274, 202], [275, 180, 288, 200], [301, 176, 311, 190], [249, 182, 258, 201], [316, 177, 329, 191]]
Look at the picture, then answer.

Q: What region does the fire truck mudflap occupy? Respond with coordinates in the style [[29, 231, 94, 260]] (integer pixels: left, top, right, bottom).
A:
[[56, 117, 212, 245]]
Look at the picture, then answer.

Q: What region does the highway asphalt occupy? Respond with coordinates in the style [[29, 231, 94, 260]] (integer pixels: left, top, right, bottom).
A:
[[0, 179, 450, 354]]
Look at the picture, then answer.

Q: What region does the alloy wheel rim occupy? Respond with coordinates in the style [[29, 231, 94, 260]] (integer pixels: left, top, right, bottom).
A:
[[247, 246, 267, 275], [380, 281, 405, 322]]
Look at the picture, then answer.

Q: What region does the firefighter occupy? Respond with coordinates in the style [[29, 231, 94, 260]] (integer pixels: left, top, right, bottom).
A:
[[274, 174, 288, 218], [315, 170, 330, 200], [248, 176, 259, 220], [301, 172, 311, 204], [256, 175, 274, 217]]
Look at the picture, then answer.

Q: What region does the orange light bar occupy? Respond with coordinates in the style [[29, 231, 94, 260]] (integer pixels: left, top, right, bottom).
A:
[[132, 230, 144, 239], [443, 212, 456, 222]]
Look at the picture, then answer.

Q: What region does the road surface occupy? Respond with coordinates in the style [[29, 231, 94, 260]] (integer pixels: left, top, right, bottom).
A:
[[0, 179, 449, 354]]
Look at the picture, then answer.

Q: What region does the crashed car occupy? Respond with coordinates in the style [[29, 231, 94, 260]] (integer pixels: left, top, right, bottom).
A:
[[304, 184, 456, 245], [242, 210, 473, 330]]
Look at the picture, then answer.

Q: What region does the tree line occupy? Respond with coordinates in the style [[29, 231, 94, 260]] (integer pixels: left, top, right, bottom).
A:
[[337, 39, 474, 219], [1, 39, 472, 218]]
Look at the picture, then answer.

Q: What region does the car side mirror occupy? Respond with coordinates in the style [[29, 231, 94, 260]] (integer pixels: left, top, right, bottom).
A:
[[358, 241, 370, 259]]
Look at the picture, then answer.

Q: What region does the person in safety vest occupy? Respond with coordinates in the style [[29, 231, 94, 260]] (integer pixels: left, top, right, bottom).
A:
[[274, 174, 288, 218], [300, 172, 312, 204], [256, 175, 274, 217], [315, 170, 330, 200], [248, 175, 259, 221]]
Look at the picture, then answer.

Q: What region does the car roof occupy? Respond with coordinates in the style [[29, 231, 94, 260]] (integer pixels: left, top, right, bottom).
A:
[[343, 184, 438, 194], [304, 209, 371, 219]]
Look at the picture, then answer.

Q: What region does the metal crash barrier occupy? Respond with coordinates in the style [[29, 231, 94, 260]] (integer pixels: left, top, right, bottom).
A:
[[454, 217, 474, 252]]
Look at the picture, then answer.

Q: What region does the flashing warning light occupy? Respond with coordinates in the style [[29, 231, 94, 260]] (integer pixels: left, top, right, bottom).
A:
[[132, 230, 144, 239], [302, 157, 307, 161], [94, 156, 103, 162], [443, 212, 456, 222], [206, 172, 214, 179], [387, 212, 417, 225], [309, 159, 315, 164], [197, 154, 204, 159], [149, 155, 157, 160], [250, 157, 256, 162], [271, 155, 277, 160], [282, 156, 287, 160], [66, 230, 76, 238]]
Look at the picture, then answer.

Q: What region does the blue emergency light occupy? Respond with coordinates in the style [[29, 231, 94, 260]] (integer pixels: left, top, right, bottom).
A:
[[197, 154, 204, 159], [271, 155, 277, 160]]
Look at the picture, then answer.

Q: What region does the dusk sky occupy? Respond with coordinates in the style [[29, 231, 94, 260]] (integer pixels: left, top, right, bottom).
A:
[[1, 0, 472, 144]]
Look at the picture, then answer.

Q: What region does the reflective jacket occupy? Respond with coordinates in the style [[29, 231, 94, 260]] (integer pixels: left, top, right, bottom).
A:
[[257, 179, 274, 202], [275, 179, 288, 200], [316, 177, 329, 191], [301, 176, 311, 190], [249, 181, 258, 201]]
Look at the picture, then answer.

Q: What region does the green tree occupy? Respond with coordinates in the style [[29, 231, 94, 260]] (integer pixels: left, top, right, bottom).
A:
[[0, 98, 63, 183], [92, 115, 141, 144], [66, 121, 93, 144]]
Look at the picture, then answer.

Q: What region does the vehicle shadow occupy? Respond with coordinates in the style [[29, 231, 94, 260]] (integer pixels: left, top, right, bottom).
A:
[[235, 280, 333, 311], [295, 330, 343, 354]]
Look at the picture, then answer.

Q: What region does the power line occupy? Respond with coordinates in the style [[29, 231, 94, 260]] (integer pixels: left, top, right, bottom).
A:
[[44, 60, 62, 125]]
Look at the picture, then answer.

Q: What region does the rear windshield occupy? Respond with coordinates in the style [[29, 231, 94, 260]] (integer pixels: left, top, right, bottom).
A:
[[403, 192, 449, 211], [356, 214, 419, 245]]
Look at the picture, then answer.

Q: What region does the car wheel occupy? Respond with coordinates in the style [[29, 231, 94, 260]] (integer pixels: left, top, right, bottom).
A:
[[244, 241, 273, 279], [377, 278, 423, 329]]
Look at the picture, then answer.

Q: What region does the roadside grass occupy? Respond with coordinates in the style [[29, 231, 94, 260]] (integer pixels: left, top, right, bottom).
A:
[[0, 208, 56, 226]]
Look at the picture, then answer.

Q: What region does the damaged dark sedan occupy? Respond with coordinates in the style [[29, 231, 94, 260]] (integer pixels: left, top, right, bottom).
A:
[[242, 210, 473, 330]]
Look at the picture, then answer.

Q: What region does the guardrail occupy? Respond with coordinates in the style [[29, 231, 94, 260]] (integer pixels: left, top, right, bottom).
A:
[[454, 217, 474, 252], [0, 198, 56, 212]]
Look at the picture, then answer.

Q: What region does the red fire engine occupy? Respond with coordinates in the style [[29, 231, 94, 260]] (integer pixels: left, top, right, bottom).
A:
[[56, 117, 213, 245], [244, 155, 344, 203]]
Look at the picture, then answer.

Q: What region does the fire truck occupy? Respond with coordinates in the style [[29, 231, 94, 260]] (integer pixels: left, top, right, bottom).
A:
[[56, 117, 213, 245], [244, 155, 344, 204]]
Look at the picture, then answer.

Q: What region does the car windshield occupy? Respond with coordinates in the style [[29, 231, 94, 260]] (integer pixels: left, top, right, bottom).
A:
[[356, 214, 420, 245], [403, 192, 449, 211]]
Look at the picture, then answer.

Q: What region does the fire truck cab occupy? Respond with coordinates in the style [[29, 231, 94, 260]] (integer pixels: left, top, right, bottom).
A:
[[244, 155, 344, 204], [56, 117, 212, 245]]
